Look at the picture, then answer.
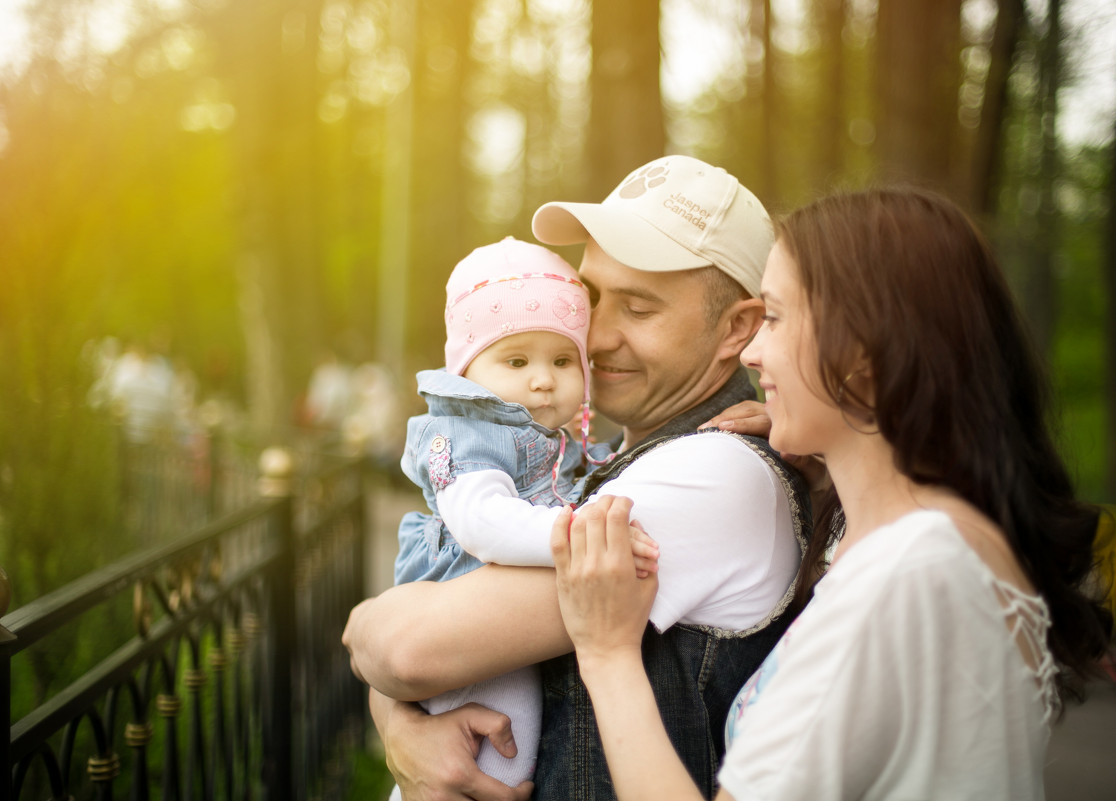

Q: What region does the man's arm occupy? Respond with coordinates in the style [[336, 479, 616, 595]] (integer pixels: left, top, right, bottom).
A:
[[343, 564, 572, 700], [369, 690, 533, 801]]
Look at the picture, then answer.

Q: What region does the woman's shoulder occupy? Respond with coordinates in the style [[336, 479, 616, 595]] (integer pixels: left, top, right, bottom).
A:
[[821, 510, 992, 606], [840, 510, 967, 568]]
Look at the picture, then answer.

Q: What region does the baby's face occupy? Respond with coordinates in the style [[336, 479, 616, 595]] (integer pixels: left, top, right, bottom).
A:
[[463, 331, 584, 430]]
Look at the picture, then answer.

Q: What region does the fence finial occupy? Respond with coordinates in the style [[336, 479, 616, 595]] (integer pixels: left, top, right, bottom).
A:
[[0, 566, 10, 618], [258, 446, 294, 497]]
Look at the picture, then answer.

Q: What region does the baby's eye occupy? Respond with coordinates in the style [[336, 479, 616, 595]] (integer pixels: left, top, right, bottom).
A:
[[507, 358, 527, 368], [554, 357, 571, 367]]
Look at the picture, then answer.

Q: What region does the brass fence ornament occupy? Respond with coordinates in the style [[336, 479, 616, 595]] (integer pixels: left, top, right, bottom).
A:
[[155, 693, 181, 717], [124, 722, 154, 749], [87, 753, 121, 782], [179, 558, 197, 605], [226, 626, 243, 654], [0, 566, 11, 617], [208, 542, 223, 582], [132, 582, 152, 637], [183, 667, 208, 690], [258, 446, 294, 497], [242, 611, 261, 640]]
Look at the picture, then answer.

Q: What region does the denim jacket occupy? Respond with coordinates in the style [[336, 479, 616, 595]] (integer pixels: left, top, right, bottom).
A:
[[534, 370, 813, 800], [394, 369, 595, 585]]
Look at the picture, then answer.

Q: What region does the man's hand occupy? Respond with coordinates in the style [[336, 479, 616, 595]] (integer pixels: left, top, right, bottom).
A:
[[342, 596, 380, 685], [372, 691, 533, 801]]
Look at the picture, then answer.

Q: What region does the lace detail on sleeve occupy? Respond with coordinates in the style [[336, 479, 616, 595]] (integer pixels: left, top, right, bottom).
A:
[[990, 578, 1059, 725]]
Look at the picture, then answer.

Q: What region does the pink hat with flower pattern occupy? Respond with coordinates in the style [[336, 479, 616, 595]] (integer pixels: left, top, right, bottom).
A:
[[444, 237, 591, 403]]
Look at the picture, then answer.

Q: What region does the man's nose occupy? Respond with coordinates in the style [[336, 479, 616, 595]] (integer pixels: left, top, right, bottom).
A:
[[586, 304, 620, 356]]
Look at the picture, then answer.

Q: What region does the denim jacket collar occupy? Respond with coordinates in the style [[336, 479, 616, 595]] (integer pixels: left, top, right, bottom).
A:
[[416, 368, 537, 427]]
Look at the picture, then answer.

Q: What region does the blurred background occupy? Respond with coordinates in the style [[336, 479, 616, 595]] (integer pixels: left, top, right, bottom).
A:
[[0, 0, 1113, 598], [1, 3, 1115, 797]]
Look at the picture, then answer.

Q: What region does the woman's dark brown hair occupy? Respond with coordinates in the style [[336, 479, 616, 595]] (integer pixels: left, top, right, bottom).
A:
[[780, 186, 1111, 699]]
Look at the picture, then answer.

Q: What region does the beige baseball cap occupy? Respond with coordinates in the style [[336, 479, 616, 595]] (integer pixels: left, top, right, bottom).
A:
[[532, 155, 773, 298]]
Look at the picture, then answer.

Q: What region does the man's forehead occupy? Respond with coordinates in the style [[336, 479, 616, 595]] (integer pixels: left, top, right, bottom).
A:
[[578, 247, 697, 301]]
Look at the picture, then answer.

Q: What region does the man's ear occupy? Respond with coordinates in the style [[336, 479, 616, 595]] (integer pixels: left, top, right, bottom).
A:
[[717, 297, 765, 361]]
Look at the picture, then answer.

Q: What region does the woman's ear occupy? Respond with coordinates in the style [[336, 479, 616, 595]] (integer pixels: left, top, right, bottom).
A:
[[718, 297, 765, 361]]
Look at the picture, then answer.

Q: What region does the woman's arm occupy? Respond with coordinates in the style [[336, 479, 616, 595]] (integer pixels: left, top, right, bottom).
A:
[[550, 499, 730, 801], [342, 564, 572, 700]]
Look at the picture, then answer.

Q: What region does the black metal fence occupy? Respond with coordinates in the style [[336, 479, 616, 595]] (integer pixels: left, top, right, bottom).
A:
[[1, 442, 373, 801]]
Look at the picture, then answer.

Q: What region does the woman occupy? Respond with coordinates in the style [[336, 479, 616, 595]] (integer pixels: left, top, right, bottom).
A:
[[551, 187, 1112, 800]]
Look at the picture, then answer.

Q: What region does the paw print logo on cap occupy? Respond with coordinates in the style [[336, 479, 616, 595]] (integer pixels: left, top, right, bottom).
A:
[[619, 163, 669, 199]]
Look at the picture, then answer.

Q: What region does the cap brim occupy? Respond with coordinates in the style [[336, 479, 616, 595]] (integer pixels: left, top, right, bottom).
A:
[[532, 201, 711, 273]]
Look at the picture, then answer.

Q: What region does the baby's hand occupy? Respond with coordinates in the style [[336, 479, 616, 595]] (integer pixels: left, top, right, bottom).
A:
[[630, 519, 659, 579]]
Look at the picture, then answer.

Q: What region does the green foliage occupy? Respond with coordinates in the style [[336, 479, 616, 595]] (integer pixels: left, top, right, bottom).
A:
[[343, 740, 395, 801], [0, 0, 1111, 686]]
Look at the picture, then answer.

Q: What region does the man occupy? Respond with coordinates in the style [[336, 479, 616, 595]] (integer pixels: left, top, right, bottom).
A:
[[343, 155, 811, 800]]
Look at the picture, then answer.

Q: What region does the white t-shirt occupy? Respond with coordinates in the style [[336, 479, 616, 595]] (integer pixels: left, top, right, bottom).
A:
[[718, 510, 1056, 801], [439, 431, 802, 632]]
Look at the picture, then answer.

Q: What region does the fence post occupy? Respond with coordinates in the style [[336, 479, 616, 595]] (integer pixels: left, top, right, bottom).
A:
[[200, 401, 224, 520], [1, 567, 15, 801], [343, 431, 371, 745], [259, 448, 295, 801]]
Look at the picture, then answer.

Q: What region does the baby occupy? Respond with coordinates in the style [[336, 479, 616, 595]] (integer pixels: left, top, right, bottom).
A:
[[392, 237, 649, 790]]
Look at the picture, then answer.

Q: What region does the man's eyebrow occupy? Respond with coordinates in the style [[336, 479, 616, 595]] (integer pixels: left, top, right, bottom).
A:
[[611, 285, 666, 304]]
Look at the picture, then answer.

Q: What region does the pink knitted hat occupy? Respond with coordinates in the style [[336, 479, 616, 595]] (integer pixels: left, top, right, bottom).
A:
[[444, 237, 591, 407]]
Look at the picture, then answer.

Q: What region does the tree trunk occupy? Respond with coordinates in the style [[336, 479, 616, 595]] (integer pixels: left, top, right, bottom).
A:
[[1026, 0, 1061, 359], [376, 0, 416, 375], [1105, 93, 1116, 500], [875, 0, 964, 193], [587, 0, 664, 199], [404, 0, 475, 370], [970, 0, 1025, 217], [817, 0, 847, 182], [207, 0, 329, 432]]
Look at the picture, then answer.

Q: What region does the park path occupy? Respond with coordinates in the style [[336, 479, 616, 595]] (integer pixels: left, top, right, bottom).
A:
[[1046, 676, 1116, 800]]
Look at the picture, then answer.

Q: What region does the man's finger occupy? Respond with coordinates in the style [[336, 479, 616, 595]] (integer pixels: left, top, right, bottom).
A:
[[463, 774, 534, 801]]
